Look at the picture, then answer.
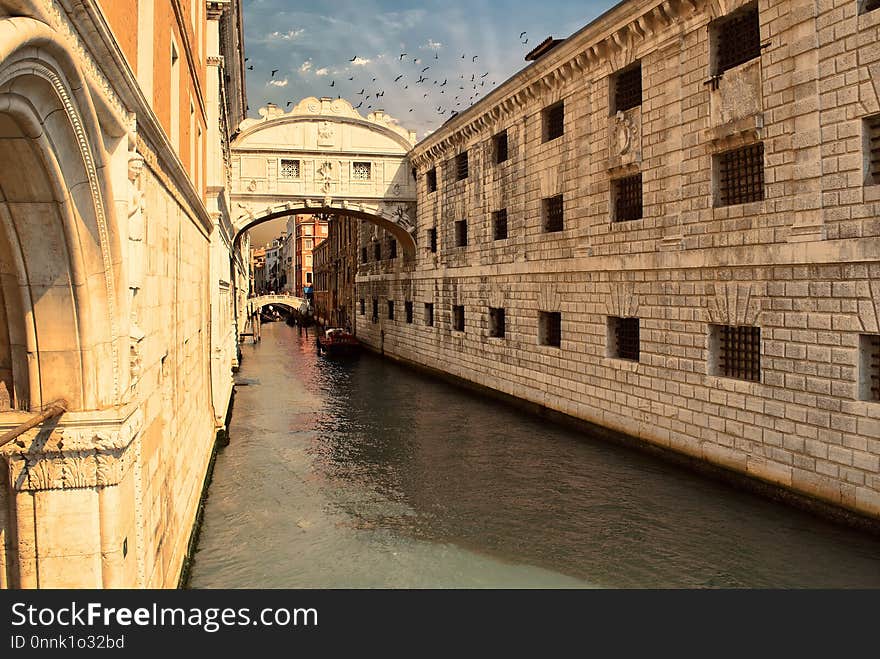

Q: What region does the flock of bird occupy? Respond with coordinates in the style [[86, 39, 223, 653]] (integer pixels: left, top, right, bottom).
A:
[[244, 31, 536, 123]]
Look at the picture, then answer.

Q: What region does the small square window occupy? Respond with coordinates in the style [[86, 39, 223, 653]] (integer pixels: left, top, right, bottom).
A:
[[280, 159, 300, 178], [710, 324, 761, 382], [711, 3, 761, 75], [612, 63, 642, 114], [717, 143, 764, 206], [859, 334, 880, 402], [387, 300, 395, 321], [374, 243, 382, 261], [455, 220, 468, 247], [389, 239, 397, 259], [372, 298, 379, 323], [353, 161, 372, 180], [539, 312, 561, 347], [608, 317, 640, 361], [425, 303, 435, 327], [494, 131, 509, 164], [489, 308, 505, 338], [613, 174, 643, 222], [405, 301, 414, 324], [865, 114, 880, 185], [360, 299, 365, 315], [452, 305, 465, 332], [455, 151, 469, 181], [544, 101, 564, 142], [427, 168, 438, 192], [493, 209, 508, 240], [427, 228, 438, 253], [543, 195, 564, 232]]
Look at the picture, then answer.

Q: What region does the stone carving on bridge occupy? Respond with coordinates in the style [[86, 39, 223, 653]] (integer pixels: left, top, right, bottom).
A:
[[317, 161, 334, 194], [317, 121, 335, 147]]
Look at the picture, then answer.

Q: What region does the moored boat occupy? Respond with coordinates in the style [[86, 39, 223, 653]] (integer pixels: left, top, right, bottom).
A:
[[317, 327, 360, 357]]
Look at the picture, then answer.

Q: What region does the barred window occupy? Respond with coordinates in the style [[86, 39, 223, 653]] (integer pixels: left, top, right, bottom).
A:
[[539, 312, 562, 347], [456, 151, 469, 181], [360, 299, 365, 315], [353, 161, 372, 180], [452, 305, 465, 332], [455, 220, 468, 247], [388, 300, 395, 321], [425, 303, 435, 327], [428, 228, 438, 253], [372, 298, 379, 323], [608, 317, 640, 361], [865, 0, 880, 12], [493, 209, 508, 240], [717, 143, 764, 206], [543, 195, 564, 233], [544, 101, 565, 142], [613, 174, 643, 222], [612, 63, 642, 114], [866, 114, 880, 185], [405, 301, 414, 324], [280, 159, 300, 178], [494, 130, 509, 164], [389, 239, 397, 259], [860, 334, 880, 402], [711, 325, 761, 382], [712, 4, 761, 75], [427, 168, 438, 192], [374, 242, 382, 261], [489, 308, 505, 338]]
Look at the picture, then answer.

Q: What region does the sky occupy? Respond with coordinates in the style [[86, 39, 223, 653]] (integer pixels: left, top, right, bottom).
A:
[[241, 0, 614, 246]]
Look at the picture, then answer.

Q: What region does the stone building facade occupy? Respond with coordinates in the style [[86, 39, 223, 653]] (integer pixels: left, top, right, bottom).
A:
[[0, 0, 247, 588], [314, 215, 360, 329], [355, 0, 880, 521]]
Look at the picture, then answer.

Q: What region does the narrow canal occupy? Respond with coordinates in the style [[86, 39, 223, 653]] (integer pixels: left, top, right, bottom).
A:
[[189, 322, 880, 588]]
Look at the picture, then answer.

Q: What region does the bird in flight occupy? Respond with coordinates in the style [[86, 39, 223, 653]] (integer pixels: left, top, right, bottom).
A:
[[481, 72, 489, 78], [247, 65, 253, 70], [520, 31, 527, 39], [422, 66, 430, 73], [357, 88, 365, 94], [395, 75, 404, 82], [440, 79, 447, 86], [286, 101, 292, 107], [245, 57, 249, 62], [348, 76, 354, 81], [349, 56, 357, 61], [434, 52, 439, 59], [399, 53, 407, 60], [472, 56, 478, 62], [522, 38, 528, 44], [354, 101, 363, 108], [271, 69, 278, 77], [417, 76, 427, 83], [330, 80, 335, 87]]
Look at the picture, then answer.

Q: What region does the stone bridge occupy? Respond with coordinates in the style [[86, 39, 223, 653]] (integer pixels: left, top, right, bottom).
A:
[[231, 97, 418, 257], [247, 294, 309, 316]]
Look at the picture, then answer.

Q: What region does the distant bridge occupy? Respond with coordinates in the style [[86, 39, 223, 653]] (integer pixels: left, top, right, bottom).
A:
[[247, 294, 310, 316]]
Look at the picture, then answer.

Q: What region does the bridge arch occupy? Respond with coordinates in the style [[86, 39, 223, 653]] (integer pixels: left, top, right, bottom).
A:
[[0, 17, 124, 412], [231, 97, 418, 259]]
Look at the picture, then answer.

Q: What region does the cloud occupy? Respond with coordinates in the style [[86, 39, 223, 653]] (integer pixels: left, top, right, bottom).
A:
[[351, 57, 371, 67], [299, 61, 313, 74], [269, 28, 304, 41], [315, 68, 330, 76], [421, 39, 443, 50], [268, 78, 289, 87], [376, 9, 426, 32]]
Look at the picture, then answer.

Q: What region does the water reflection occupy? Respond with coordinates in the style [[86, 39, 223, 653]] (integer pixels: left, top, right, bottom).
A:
[[190, 323, 880, 588]]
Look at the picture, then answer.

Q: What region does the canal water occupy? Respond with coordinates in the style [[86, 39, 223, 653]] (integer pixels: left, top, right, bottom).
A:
[[189, 323, 880, 588]]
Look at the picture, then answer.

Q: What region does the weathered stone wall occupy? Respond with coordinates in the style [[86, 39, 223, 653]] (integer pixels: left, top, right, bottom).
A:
[[357, 0, 880, 520]]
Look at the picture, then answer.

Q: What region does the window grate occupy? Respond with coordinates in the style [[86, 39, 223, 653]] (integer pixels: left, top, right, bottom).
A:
[[427, 168, 437, 192], [453, 305, 465, 332], [374, 243, 382, 261], [544, 102, 565, 141], [614, 174, 643, 222], [405, 301, 413, 324], [387, 300, 395, 321], [493, 209, 508, 240], [719, 143, 764, 206], [715, 5, 761, 74], [489, 308, 505, 338], [544, 195, 564, 232], [866, 334, 880, 401], [353, 161, 372, 180], [455, 220, 468, 247], [868, 114, 880, 185], [428, 228, 437, 253], [540, 312, 561, 347], [456, 152, 469, 180], [866, 0, 880, 11], [425, 303, 434, 327], [611, 317, 640, 361], [717, 325, 761, 382], [614, 63, 642, 113], [280, 159, 300, 178], [494, 131, 509, 164]]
